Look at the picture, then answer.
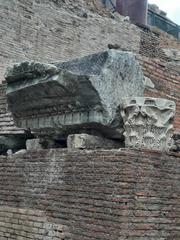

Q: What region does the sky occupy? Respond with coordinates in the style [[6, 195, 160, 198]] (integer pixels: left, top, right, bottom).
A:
[[148, 0, 180, 25]]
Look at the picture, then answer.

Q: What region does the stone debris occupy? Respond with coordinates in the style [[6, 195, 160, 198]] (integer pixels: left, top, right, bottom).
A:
[[143, 76, 155, 89], [67, 133, 122, 150], [7, 149, 13, 156], [13, 149, 27, 155], [26, 139, 43, 151]]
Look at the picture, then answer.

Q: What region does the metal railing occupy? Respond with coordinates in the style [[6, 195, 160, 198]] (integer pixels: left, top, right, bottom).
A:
[[147, 9, 180, 39], [101, 1, 180, 39], [101, 0, 116, 12]]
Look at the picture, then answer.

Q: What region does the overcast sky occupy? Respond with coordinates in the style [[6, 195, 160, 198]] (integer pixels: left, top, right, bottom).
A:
[[148, 0, 180, 25]]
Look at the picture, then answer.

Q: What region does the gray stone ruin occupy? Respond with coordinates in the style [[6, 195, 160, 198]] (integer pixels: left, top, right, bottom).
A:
[[5, 50, 176, 151], [121, 97, 176, 151]]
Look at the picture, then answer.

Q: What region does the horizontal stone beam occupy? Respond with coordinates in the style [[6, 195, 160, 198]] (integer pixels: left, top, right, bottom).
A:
[[5, 50, 145, 140]]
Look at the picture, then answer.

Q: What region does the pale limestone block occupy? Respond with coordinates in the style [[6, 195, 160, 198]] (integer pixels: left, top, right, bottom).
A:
[[26, 139, 43, 151], [67, 134, 121, 150], [121, 97, 176, 151]]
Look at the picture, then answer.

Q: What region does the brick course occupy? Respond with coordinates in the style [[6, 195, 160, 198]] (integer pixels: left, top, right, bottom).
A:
[[137, 55, 180, 133], [0, 2, 180, 238], [0, 82, 24, 135], [139, 28, 168, 60], [0, 149, 179, 239], [0, 0, 140, 83]]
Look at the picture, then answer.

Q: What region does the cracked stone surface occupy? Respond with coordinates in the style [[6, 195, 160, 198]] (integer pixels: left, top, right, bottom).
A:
[[5, 50, 145, 140]]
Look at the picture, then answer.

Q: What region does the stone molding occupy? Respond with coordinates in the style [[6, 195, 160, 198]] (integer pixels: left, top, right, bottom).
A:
[[5, 50, 145, 140]]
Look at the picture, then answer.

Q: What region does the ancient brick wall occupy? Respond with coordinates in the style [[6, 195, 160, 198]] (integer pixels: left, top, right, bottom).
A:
[[0, 0, 178, 81], [138, 55, 180, 134], [0, 2, 179, 239], [0, 149, 179, 239], [158, 29, 180, 50], [0, 0, 140, 83], [139, 28, 168, 60], [0, 82, 24, 135]]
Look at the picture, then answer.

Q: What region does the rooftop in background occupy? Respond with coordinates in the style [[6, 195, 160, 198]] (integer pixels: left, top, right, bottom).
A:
[[101, 0, 180, 39], [148, 3, 180, 39], [148, 4, 167, 17]]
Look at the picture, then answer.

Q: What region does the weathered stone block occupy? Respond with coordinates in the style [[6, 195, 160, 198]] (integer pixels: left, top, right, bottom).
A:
[[5, 50, 145, 140], [67, 134, 122, 150], [26, 139, 43, 151], [120, 97, 176, 151]]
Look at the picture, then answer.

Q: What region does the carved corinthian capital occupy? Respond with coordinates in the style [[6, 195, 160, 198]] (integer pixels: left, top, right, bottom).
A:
[[121, 97, 176, 151]]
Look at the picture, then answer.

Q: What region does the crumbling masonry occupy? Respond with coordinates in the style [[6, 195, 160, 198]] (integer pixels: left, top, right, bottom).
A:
[[0, 0, 179, 239]]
